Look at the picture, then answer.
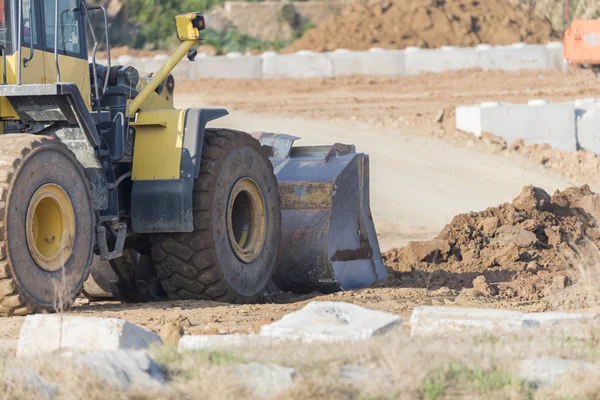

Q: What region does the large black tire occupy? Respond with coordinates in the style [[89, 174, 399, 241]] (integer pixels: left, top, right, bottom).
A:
[[0, 135, 95, 316], [152, 129, 281, 303]]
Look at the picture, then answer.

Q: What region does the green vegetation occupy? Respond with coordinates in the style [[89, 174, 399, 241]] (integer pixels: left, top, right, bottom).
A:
[[421, 363, 533, 400], [123, 0, 224, 49], [202, 30, 292, 54]]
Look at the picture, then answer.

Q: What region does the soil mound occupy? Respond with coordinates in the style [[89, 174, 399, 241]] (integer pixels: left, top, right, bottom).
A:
[[285, 0, 559, 53], [381, 185, 600, 304]]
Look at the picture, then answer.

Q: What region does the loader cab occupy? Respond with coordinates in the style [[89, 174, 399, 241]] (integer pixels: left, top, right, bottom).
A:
[[0, 0, 90, 108]]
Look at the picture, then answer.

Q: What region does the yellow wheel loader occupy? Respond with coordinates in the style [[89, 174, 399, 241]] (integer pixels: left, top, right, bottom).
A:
[[0, 0, 386, 315]]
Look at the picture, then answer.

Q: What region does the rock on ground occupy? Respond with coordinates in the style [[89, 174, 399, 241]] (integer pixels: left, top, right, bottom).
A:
[[17, 315, 162, 357], [77, 351, 166, 391], [259, 301, 401, 342]]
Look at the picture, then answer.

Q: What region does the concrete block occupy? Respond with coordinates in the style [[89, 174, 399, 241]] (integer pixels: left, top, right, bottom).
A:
[[522, 312, 600, 338], [547, 42, 568, 71], [262, 51, 334, 79], [410, 306, 523, 337], [455, 101, 577, 151], [575, 100, 600, 153], [192, 55, 263, 79], [17, 315, 161, 357], [478, 43, 552, 71], [330, 48, 405, 76], [405, 46, 478, 75], [259, 301, 401, 342], [178, 334, 283, 351]]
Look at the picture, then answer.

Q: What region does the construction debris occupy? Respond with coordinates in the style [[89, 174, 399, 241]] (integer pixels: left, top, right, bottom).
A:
[[382, 185, 600, 305]]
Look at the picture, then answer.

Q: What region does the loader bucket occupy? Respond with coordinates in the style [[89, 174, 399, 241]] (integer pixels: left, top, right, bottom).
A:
[[253, 133, 388, 294]]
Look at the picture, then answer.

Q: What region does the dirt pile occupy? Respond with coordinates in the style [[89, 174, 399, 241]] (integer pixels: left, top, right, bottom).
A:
[[285, 0, 559, 53], [381, 185, 600, 305]]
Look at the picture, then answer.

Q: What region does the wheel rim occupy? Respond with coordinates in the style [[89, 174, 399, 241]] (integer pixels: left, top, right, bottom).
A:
[[227, 178, 266, 263], [26, 184, 76, 272]]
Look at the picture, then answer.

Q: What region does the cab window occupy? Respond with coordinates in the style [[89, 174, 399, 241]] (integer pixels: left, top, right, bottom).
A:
[[0, 0, 10, 54], [22, 0, 40, 47], [42, 0, 82, 56]]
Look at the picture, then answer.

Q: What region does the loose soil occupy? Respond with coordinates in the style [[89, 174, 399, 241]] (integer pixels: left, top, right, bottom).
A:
[[382, 185, 600, 310], [285, 0, 560, 53]]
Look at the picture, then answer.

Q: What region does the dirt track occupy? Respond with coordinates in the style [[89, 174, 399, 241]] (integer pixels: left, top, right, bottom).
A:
[[2, 68, 600, 340]]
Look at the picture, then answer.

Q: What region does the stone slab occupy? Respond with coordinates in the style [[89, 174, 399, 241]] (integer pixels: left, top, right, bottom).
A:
[[522, 312, 600, 338], [17, 315, 162, 357], [405, 47, 478, 75], [575, 100, 600, 153], [410, 306, 523, 337], [259, 301, 401, 342], [178, 334, 284, 351], [478, 43, 552, 71], [77, 350, 166, 391], [330, 48, 405, 76], [262, 51, 334, 79], [455, 101, 577, 151], [547, 42, 568, 71], [192, 54, 263, 79]]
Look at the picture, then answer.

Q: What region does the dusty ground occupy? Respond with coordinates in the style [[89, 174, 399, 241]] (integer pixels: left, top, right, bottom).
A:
[[3, 68, 600, 342]]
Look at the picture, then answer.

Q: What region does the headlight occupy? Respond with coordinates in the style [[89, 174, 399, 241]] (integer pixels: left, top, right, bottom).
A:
[[166, 74, 175, 95], [123, 66, 140, 87]]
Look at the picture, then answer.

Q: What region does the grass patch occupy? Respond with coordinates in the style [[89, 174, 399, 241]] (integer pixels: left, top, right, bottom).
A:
[[421, 363, 533, 400]]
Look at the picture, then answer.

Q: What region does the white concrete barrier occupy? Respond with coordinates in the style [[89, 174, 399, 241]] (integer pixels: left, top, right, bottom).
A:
[[455, 101, 578, 151], [192, 54, 263, 79], [17, 315, 162, 357], [574, 99, 600, 153], [405, 46, 478, 75], [93, 42, 567, 80], [262, 50, 334, 79], [411, 306, 600, 337], [410, 306, 523, 337], [330, 48, 405, 76], [547, 42, 569, 71], [478, 43, 552, 71], [178, 334, 283, 351]]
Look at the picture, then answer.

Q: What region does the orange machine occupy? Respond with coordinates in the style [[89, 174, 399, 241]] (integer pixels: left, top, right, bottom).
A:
[[564, 20, 600, 67]]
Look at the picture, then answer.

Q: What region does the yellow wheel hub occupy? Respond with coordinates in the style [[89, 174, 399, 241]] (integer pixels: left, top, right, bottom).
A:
[[227, 178, 266, 263], [26, 184, 76, 272]]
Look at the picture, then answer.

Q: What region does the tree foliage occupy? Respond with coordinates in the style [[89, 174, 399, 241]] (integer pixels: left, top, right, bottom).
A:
[[124, 0, 221, 49]]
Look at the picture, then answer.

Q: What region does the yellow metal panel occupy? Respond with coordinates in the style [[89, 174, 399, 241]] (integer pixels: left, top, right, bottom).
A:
[[132, 109, 188, 180], [5, 49, 46, 84], [43, 52, 92, 110], [0, 49, 45, 119], [175, 13, 203, 40]]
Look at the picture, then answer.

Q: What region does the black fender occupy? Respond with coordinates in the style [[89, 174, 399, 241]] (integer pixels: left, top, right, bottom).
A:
[[180, 108, 229, 179], [131, 108, 228, 234]]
